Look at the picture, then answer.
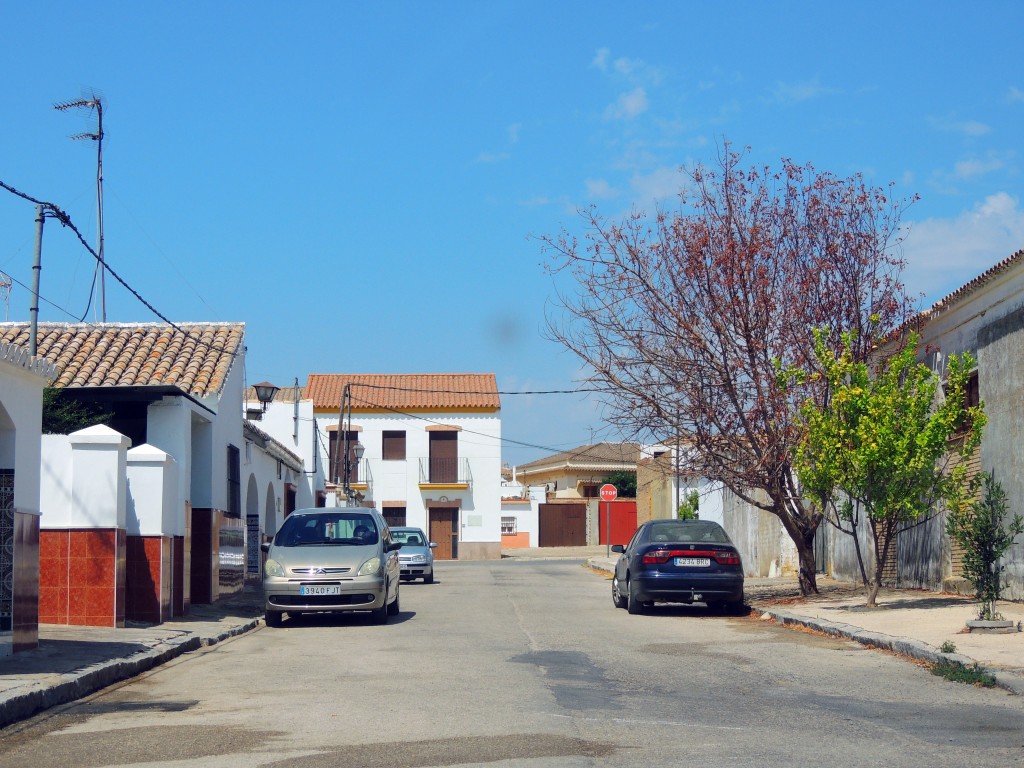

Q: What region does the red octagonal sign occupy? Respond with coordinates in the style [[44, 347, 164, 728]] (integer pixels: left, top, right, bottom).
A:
[[599, 484, 618, 502]]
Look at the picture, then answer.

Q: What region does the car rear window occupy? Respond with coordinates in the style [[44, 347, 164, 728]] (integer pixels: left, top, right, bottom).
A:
[[649, 523, 729, 544]]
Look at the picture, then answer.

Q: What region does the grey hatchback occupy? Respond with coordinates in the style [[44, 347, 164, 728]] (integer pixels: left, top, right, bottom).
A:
[[390, 526, 436, 583], [262, 508, 401, 627]]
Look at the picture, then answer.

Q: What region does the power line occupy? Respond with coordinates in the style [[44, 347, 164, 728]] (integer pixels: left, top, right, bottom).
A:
[[0, 178, 241, 358], [346, 390, 627, 464]]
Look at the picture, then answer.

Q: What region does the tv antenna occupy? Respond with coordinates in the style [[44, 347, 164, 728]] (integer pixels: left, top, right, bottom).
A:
[[55, 93, 106, 321], [0, 272, 11, 320]]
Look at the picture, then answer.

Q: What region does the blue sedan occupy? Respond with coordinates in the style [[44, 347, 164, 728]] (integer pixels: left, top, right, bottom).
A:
[[611, 520, 744, 614]]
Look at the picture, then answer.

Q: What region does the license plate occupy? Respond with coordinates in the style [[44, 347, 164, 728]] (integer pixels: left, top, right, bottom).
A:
[[674, 557, 711, 567], [300, 584, 341, 596]]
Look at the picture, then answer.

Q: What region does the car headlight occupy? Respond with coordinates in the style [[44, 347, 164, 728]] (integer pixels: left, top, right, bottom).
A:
[[357, 556, 382, 576], [265, 558, 284, 577], [410, 554, 427, 563]]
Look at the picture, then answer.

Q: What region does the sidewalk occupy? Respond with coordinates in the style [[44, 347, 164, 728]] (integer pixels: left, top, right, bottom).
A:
[[0, 585, 265, 730], [589, 555, 1024, 695]]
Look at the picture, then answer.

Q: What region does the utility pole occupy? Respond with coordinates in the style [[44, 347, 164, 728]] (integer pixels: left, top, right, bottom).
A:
[[30, 205, 44, 356], [55, 95, 105, 321]]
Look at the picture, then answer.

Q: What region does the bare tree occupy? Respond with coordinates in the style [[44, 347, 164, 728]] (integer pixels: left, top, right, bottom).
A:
[[541, 148, 914, 595]]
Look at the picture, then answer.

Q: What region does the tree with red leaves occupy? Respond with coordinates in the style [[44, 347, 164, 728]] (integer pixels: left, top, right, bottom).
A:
[[541, 148, 915, 595]]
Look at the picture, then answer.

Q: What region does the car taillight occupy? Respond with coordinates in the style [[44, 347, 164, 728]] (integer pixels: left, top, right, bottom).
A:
[[642, 550, 672, 564], [713, 551, 741, 566]]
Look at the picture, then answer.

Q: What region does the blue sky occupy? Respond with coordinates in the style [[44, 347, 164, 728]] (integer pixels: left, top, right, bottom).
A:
[[1, 2, 1022, 466]]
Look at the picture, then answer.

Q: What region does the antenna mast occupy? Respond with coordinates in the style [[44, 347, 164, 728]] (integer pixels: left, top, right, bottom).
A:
[[55, 94, 105, 321]]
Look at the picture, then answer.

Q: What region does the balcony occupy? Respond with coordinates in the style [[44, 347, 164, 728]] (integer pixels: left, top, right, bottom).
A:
[[418, 457, 472, 489], [331, 459, 372, 493]]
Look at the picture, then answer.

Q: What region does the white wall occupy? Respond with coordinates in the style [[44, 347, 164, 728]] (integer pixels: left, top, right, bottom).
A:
[[126, 444, 177, 536], [314, 411, 503, 545], [0, 357, 49, 516], [255, 396, 320, 509]]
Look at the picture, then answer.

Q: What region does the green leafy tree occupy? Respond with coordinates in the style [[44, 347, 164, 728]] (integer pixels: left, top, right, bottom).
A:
[[602, 470, 637, 498], [677, 489, 700, 520], [946, 473, 1024, 620], [792, 330, 985, 607], [42, 387, 112, 435]]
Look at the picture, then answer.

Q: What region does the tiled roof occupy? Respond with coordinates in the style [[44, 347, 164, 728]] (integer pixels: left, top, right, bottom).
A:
[[0, 341, 57, 381], [516, 442, 640, 473], [0, 322, 244, 398], [243, 420, 304, 472], [306, 373, 500, 412], [243, 385, 305, 405], [924, 247, 1024, 320]]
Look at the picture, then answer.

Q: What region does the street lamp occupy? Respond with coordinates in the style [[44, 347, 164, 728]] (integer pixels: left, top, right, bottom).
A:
[[252, 381, 280, 413], [343, 438, 365, 507], [337, 382, 365, 506]]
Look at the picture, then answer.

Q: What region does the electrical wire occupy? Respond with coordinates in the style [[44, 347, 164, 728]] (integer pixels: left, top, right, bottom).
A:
[[0, 179, 241, 358]]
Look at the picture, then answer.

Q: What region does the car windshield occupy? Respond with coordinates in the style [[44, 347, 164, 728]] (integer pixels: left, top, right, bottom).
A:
[[392, 530, 425, 546], [276, 513, 379, 547], [648, 522, 729, 544]]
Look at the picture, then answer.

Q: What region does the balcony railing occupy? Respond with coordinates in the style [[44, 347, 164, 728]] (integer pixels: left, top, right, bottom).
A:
[[418, 457, 472, 487]]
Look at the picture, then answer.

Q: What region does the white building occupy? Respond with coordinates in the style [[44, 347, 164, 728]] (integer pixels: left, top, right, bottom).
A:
[[262, 373, 504, 560], [0, 342, 55, 655]]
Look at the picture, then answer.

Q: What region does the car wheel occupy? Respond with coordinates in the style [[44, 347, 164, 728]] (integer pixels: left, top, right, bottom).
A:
[[424, 571, 434, 584], [612, 576, 628, 609], [370, 583, 390, 625], [387, 583, 401, 616], [627, 578, 645, 615], [265, 610, 284, 628]]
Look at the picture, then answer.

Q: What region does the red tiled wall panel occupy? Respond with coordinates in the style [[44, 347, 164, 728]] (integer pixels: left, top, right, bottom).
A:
[[39, 529, 126, 627]]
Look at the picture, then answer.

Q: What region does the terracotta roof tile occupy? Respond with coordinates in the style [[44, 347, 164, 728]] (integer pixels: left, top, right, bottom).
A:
[[306, 373, 500, 412], [516, 442, 640, 472], [0, 322, 244, 398]]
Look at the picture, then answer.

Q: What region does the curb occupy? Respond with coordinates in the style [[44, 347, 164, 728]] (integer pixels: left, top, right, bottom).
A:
[[0, 618, 263, 730], [757, 607, 1024, 697]]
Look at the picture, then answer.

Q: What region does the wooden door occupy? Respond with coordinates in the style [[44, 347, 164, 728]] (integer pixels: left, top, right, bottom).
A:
[[429, 433, 457, 483], [429, 508, 459, 560], [538, 503, 587, 546]]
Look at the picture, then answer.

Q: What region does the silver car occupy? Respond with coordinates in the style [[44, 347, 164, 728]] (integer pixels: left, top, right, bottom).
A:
[[262, 508, 401, 627], [391, 526, 436, 583]]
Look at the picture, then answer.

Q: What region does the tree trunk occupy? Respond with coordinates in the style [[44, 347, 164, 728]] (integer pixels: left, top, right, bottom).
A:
[[796, 530, 819, 596]]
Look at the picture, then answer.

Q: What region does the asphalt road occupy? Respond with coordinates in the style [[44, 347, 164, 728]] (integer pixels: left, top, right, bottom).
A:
[[1, 559, 1022, 767]]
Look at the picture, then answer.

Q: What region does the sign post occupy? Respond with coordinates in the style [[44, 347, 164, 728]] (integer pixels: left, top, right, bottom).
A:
[[600, 484, 618, 557]]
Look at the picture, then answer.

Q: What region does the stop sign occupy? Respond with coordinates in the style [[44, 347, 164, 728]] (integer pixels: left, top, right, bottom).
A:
[[600, 484, 617, 502]]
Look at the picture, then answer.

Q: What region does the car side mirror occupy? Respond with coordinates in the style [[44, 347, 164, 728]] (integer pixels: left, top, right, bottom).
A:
[[261, 542, 271, 553], [387, 542, 402, 552], [429, 542, 438, 549], [610, 544, 625, 554]]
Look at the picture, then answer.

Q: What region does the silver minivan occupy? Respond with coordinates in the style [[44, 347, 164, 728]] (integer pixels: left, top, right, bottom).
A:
[[261, 508, 401, 626]]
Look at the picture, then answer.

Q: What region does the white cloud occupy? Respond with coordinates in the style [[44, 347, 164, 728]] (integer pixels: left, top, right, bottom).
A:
[[1007, 86, 1024, 103], [928, 115, 991, 137], [771, 78, 831, 104], [901, 192, 1024, 305], [508, 123, 521, 144], [585, 178, 619, 200], [629, 166, 685, 209], [953, 156, 1005, 180], [604, 86, 649, 120], [477, 151, 509, 163], [592, 47, 610, 71]]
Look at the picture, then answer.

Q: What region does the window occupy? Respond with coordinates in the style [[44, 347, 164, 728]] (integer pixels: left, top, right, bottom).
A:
[[328, 430, 359, 483], [501, 516, 517, 535], [227, 445, 241, 518], [581, 484, 599, 498], [382, 430, 406, 460]]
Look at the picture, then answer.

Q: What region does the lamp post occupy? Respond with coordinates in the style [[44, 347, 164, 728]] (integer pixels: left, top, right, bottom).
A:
[[337, 382, 365, 507], [252, 381, 280, 413]]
